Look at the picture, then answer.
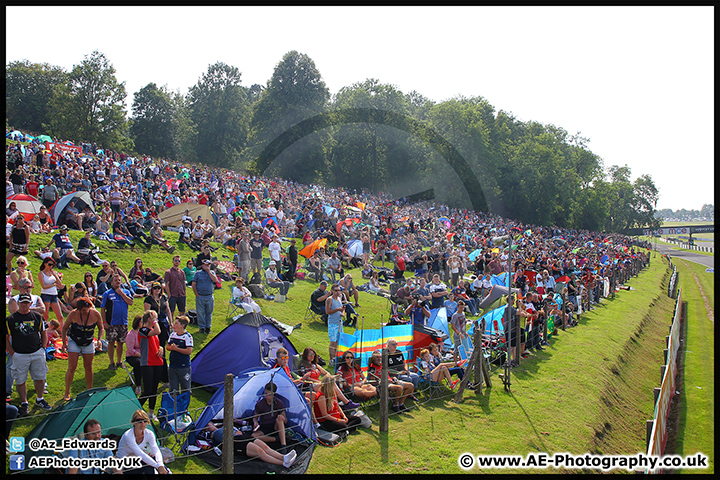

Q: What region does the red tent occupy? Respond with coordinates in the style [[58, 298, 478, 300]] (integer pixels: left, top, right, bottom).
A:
[[6, 194, 44, 223]]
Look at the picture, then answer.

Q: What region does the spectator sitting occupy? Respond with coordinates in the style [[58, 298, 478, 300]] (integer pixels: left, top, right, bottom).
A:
[[366, 350, 413, 413], [265, 261, 290, 296], [202, 421, 297, 467], [252, 382, 288, 450], [310, 281, 331, 323], [232, 277, 261, 313], [150, 220, 176, 253], [337, 351, 377, 400]]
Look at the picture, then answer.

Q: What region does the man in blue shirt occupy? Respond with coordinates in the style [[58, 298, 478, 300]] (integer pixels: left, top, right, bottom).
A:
[[100, 274, 134, 371], [45, 224, 82, 266], [65, 419, 121, 474], [192, 260, 219, 334]]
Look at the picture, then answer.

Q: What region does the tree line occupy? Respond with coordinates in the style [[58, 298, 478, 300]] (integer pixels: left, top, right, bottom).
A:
[[6, 50, 660, 233]]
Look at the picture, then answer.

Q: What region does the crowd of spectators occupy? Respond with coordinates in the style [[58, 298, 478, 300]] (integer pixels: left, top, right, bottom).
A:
[[5, 129, 652, 470]]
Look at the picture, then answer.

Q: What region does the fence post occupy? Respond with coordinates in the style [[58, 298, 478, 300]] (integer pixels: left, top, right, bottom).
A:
[[379, 348, 389, 432], [222, 373, 234, 475]]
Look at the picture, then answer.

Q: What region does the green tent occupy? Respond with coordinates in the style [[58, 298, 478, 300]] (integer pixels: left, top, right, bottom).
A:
[[23, 386, 158, 473]]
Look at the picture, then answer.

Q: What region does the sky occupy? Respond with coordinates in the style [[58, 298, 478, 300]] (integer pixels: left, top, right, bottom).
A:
[[6, 6, 714, 211]]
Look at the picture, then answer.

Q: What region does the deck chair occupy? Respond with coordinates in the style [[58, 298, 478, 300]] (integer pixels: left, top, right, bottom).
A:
[[157, 391, 195, 450], [304, 301, 327, 324]]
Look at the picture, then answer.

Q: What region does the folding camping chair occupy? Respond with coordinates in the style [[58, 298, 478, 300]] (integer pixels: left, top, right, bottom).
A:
[[304, 301, 326, 324], [226, 284, 251, 321], [414, 359, 447, 401], [157, 391, 196, 450]]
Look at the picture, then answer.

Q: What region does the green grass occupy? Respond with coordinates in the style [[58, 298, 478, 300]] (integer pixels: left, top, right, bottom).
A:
[[7, 234, 710, 474], [671, 258, 715, 474]]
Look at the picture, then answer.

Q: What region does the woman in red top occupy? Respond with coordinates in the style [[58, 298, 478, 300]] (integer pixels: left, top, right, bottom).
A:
[[337, 351, 377, 400], [313, 375, 362, 435], [138, 310, 164, 421]]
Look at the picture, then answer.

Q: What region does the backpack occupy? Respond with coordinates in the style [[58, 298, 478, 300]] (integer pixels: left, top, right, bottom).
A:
[[249, 272, 261, 285], [247, 284, 265, 298], [187, 309, 198, 325], [316, 428, 343, 447]]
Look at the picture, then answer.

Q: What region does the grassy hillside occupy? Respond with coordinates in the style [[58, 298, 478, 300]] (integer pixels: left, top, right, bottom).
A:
[[7, 232, 708, 473]]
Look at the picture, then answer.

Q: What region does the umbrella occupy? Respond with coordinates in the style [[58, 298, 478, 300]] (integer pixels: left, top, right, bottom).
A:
[[49, 191, 94, 225], [347, 239, 363, 258], [345, 205, 362, 213], [556, 275, 571, 284], [336, 218, 359, 234], [37, 134, 52, 143], [299, 238, 327, 259], [438, 216, 451, 224], [468, 248, 483, 261], [7, 194, 44, 223]]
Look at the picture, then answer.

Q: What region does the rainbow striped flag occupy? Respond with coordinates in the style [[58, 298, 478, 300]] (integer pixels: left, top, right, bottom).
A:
[[336, 324, 413, 373]]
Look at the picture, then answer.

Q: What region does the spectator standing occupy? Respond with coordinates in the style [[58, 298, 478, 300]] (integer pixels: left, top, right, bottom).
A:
[[237, 230, 252, 282], [249, 230, 264, 279], [164, 255, 187, 318], [166, 316, 193, 396], [144, 282, 173, 385], [192, 259, 219, 334], [100, 274, 134, 371], [41, 178, 59, 209], [61, 298, 103, 401], [287, 238, 298, 283], [6, 293, 52, 416]]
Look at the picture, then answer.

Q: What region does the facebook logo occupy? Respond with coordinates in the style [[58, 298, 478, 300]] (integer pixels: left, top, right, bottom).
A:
[[10, 454, 25, 470], [9, 436, 24, 452]]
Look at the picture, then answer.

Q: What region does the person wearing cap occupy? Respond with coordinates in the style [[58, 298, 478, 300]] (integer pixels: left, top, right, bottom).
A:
[[192, 259, 219, 334], [7, 278, 46, 315], [45, 224, 82, 267], [41, 177, 58, 209], [6, 293, 52, 415], [310, 281, 331, 322], [249, 230, 265, 279], [61, 297, 104, 401], [265, 260, 290, 296], [177, 219, 195, 249]]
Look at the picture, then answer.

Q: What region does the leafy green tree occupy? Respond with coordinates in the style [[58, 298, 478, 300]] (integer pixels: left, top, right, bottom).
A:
[[169, 91, 198, 164], [47, 51, 131, 151], [244, 51, 330, 180], [130, 83, 174, 158], [6, 60, 67, 133], [188, 62, 251, 168], [631, 174, 660, 229], [328, 79, 410, 191]]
